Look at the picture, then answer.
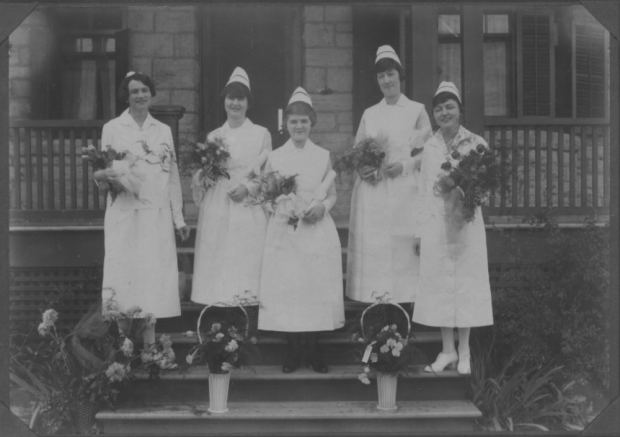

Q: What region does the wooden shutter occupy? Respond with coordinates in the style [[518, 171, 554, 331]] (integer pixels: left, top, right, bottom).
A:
[[114, 28, 130, 116], [518, 12, 554, 117], [574, 24, 606, 118]]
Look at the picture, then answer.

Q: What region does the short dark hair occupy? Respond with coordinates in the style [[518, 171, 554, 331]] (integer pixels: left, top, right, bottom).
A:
[[220, 82, 253, 108], [118, 72, 156, 104], [375, 58, 406, 82], [284, 101, 317, 127], [432, 91, 463, 112]]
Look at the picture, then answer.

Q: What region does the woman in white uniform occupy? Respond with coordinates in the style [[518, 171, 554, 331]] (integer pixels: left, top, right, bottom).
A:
[[413, 82, 494, 375], [258, 87, 345, 374], [346, 46, 432, 304], [191, 67, 271, 307], [96, 72, 190, 351]]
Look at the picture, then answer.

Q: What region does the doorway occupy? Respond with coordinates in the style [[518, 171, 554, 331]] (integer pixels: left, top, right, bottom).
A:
[[199, 4, 302, 148]]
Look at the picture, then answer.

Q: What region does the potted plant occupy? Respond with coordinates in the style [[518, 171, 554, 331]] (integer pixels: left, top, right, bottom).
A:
[[351, 299, 422, 411], [185, 302, 258, 413]]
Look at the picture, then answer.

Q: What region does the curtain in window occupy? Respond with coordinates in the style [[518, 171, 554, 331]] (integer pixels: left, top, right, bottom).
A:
[[61, 60, 115, 120], [484, 42, 508, 116], [437, 43, 462, 93]]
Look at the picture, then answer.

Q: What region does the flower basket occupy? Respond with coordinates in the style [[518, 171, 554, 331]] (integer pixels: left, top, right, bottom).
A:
[[376, 373, 398, 411], [359, 301, 412, 411], [75, 401, 97, 434], [193, 302, 252, 414], [208, 372, 231, 413]]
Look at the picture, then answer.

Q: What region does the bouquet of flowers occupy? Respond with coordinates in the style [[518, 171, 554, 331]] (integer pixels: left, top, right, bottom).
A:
[[185, 302, 258, 374], [10, 301, 152, 435], [246, 171, 305, 229], [433, 143, 501, 224], [333, 136, 387, 185], [190, 136, 231, 203], [82, 144, 142, 203], [349, 300, 424, 384]]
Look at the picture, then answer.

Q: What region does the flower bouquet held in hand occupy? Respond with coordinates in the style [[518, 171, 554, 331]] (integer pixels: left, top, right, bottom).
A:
[[82, 144, 143, 203], [190, 135, 231, 205], [246, 171, 305, 229], [185, 300, 259, 413], [333, 135, 387, 185], [433, 143, 501, 226], [350, 295, 424, 410]]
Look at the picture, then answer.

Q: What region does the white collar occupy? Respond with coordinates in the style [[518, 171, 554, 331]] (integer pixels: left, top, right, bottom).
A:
[[223, 118, 253, 131], [119, 108, 158, 129], [281, 138, 314, 153], [381, 93, 408, 108]]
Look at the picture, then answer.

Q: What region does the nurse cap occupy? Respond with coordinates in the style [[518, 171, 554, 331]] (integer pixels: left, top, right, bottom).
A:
[[226, 67, 251, 90], [375, 45, 402, 67], [288, 86, 313, 107], [435, 81, 461, 104]]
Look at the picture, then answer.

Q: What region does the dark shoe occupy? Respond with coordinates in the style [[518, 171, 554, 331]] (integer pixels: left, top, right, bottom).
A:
[[282, 333, 302, 373], [305, 332, 328, 373]]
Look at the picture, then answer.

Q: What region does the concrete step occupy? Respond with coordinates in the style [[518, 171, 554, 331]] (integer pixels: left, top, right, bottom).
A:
[[124, 365, 468, 404], [98, 400, 481, 435], [160, 331, 449, 365]]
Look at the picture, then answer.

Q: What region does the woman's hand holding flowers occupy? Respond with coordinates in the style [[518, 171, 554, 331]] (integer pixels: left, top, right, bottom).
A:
[[302, 203, 325, 224], [384, 161, 403, 178], [358, 165, 376, 181], [227, 184, 249, 203]]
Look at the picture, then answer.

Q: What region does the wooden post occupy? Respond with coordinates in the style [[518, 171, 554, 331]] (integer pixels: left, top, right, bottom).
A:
[[462, 5, 485, 136], [410, 3, 438, 111], [150, 105, 186, 158]]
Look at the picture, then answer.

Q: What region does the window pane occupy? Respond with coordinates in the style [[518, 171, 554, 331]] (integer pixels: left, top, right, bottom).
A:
[[575, 24, 606, 118], [80, 38, 93, 53], [438, 43, 462, 92], [484, 14, 510, 34], [105, 38, 116, 53], [484, 42, 509, 116], [438, 15, 461, 36]]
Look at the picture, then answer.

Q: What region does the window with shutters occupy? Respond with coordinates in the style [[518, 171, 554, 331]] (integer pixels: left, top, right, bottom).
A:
[[352, 6, 412, 131], [518, 12, 554, 117], [573, 23, 606, 118]]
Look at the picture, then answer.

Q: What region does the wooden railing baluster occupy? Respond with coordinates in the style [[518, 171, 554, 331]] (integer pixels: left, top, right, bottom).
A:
[[581, 126, 588, 207], [557, 126, 564, 208], [546, 126, 553, 207], [70, 129, 77, 210], [47, 128, 54, 210], [91, 128, 100, 210], [592, 126, 599, 208], [535, 127, 541, 208], [14, 128, 21, 210], [523, 127, 530, 208], [489, 127, 496, 208], [59, 129, 66, 210], [604, 126, 610, 207], [570, 126, 576, 208], [25, 128, 32, 210], [82, 130, 89, 210], [500, 127, 507, 209], [36, 129, 43, 210]]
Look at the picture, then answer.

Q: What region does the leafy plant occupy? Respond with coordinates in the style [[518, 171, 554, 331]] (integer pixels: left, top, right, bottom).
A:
[[469, 343, 595, 431], [484, 210, 610, 394]]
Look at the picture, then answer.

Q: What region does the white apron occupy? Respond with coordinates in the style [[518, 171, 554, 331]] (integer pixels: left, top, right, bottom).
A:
[[191, 119, 270, 306], [346, 95, 431, 303], [258, 140, 345, 332], [412, 126, 494, 327]]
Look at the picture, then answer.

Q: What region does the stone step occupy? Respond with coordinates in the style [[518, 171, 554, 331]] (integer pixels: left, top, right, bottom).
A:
[[124, 365, 468, 404], [97, 400, 481, 435], [161, 331, 450, 365]]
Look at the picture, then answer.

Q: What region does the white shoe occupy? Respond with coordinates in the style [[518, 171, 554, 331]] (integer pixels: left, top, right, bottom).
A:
[[424, 351, 458, 373], [457, 351, 471, 375]]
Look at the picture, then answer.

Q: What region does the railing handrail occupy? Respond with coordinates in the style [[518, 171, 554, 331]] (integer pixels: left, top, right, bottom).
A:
[[9, 119, 106, 128], [485, 117, 610, 126]]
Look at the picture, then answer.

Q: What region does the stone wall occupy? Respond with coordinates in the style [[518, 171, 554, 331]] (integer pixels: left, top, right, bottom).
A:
[[127, 5, 200, 209], [9, 10, 51, 119], [303, 5, 355, 224]]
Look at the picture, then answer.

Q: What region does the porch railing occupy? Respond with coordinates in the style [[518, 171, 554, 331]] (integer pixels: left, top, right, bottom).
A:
[[8, 118, 611, 223], [9, 120, 107, 222], [483, 118, 610, 218]]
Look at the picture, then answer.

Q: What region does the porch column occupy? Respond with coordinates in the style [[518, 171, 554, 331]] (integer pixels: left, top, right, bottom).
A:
[[150, 105, 186, 157], [410, 4, 438, 111], [462, 6, 485, 135]]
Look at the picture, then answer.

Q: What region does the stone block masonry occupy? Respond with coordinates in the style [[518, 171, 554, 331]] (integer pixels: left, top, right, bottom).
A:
[[303, 5, 355, 224], [128, 5, 200, 206]]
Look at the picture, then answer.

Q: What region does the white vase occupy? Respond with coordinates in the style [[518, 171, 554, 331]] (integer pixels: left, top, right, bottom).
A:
[[376, 373, 398, 411], [208, 372, 231, 413]]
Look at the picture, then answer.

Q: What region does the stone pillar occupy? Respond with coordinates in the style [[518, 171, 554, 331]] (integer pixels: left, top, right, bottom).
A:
[[150, 105, 186, 157]]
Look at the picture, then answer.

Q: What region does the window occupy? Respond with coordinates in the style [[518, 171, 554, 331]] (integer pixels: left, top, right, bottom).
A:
[[34, 8, 128, 120], [437, 14, 462, 93], [574, 23, 606, 118], [483, 14, 513, 116]]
